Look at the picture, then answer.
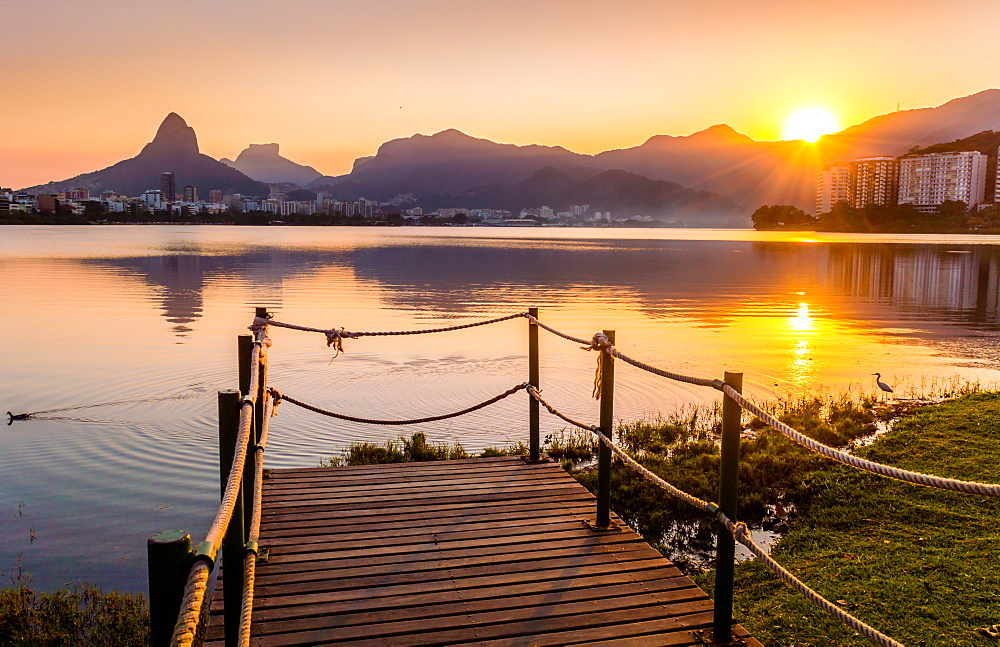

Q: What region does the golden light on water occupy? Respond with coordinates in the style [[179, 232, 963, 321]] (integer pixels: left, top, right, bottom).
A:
[[783, 107, 840, 143], [789, 302, 814, 331]]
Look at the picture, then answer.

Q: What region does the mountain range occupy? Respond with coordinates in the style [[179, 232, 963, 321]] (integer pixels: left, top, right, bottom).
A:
[[22, 89, 1000, 222], [24, 113, 268, 198]]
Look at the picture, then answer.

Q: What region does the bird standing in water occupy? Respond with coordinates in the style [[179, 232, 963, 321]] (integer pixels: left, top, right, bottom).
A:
[[872, 373, 893, 396]]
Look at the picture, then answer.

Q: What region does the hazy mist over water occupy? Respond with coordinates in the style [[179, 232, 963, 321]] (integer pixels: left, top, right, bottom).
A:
[[4, 225, 1000, 592]]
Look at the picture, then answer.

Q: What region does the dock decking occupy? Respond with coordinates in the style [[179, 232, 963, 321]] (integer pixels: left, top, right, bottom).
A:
[[205, 456, 758, 646]]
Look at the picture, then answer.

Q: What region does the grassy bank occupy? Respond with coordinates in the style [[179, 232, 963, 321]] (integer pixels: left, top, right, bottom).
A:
[[0, 583, 148, 646], [701, 392, 1000, 645]]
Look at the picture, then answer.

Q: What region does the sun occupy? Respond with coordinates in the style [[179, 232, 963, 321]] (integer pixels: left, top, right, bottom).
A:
[[783, 107, 840, 143]]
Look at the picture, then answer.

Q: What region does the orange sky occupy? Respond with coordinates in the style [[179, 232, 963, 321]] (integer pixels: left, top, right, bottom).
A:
[[3, 0, 999, 190]]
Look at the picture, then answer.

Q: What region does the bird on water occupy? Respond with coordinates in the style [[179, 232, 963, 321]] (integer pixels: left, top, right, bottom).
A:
[[872, 373, 893, 394]]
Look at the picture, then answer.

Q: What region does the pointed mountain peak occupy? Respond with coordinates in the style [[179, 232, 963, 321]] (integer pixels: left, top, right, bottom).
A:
[[145, 112, 199, 155]]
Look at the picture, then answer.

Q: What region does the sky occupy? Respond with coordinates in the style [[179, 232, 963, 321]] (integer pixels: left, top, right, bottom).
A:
[[3, 0, 999, 189]]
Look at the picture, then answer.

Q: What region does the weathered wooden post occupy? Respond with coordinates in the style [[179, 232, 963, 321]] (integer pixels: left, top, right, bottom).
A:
[[254, 307, 268, 460], [147, 529, 192, 647], [595, 330, 615, 528], [714, 371, 743, 643], [237, 334, 255, 534], [528, 306, 540, 462], [218, 389, 245, 647]]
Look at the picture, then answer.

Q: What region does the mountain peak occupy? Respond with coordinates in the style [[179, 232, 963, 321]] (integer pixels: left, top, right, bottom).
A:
[[146, 112, 199, 155], [245, 143, 280, 156]]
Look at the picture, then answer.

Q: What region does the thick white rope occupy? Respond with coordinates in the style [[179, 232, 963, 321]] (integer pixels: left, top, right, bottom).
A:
[[721, 384, 1000, 497], [528, 384, 902, 647], [170, 335, 265, 646], [718, 514, 903, 647]]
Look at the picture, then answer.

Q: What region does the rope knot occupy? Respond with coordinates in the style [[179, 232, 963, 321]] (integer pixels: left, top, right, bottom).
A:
[[733, 521, 750, 540], [268, 388, 282, 417], [582, 332, 609, 352]]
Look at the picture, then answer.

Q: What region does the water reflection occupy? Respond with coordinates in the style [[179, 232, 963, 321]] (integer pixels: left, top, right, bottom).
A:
[[5, 228, 1000, 594]]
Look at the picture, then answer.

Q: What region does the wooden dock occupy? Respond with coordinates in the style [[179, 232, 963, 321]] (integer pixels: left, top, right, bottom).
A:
[[205, 456, 759, 646]]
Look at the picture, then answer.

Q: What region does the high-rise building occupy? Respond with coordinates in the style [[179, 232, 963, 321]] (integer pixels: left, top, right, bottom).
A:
[[816, 162, 853, 213], [160, 172, 176, 202], [209, 190, 223, 203], [64, 188, 89, 201], [183, 185, 198, 202], [853, 157, 898, 208], [897, 151, 988, 212], [995, 146, 1000, 205]]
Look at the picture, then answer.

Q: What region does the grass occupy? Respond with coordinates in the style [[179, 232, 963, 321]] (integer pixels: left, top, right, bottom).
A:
[[695, 392, 1000, 646], [0, 582, 148, 646], [572, 392, 883, 570]]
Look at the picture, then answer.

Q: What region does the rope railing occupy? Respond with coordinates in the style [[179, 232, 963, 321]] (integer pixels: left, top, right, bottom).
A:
[[254, 310, 1000, 497], [165, 308, 998, 647], [254, 312, 527, 352], [525, 384, 902, 647], [272, 383, 528, 425], [169, 333, 265, 647], [720, 383, 1000, 497]]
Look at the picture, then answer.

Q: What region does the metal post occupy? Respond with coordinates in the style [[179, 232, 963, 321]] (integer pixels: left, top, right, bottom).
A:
[[595, 330, 615, 528], [714, 371, 743, 643], [147, 529, 192, 647], [218, 390, 244, 647], [528, 306, 540, 462]]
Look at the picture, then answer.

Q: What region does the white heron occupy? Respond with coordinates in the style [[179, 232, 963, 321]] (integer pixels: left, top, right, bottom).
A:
[[872, 373, 893, 394]]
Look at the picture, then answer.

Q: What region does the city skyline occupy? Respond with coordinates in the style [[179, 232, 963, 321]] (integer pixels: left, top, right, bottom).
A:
[[4, 0, 999, 190]]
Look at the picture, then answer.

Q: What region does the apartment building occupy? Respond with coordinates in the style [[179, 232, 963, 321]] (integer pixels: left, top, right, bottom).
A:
[[816, 162, 853, 213], [897, 151, 987, 212], [854, 157, 898, 208]]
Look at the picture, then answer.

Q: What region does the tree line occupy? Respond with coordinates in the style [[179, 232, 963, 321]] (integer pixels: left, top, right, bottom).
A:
[[751, 201, 1000, 233]]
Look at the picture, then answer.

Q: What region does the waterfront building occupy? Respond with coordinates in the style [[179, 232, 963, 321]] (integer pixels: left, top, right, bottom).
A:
[[209, 190, 222, 203], [160, 172, 176, 202], [183, 185, 198, 202], [538, 206, 554, 219], [816, 162, 853, 213], [854, 156, 898, 208], [141, 189, 163, 210], [897, 151, 987, 212]]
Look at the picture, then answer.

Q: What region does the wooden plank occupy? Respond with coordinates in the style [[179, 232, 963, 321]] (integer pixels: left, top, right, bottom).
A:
[[205, 455, 756, 646]]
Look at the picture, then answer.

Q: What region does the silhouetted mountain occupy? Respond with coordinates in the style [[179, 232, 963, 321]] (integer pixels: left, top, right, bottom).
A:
[[595, 90, 1000, 212], [221, 143, 323, 186], [308, 128, 599, 199], [23, 113, 268, 197], [425, 166, 743, 225], [596, 124, 817, 212]]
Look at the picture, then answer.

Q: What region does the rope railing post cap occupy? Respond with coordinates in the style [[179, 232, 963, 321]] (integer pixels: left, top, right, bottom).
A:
[[192, 540, 218, 569], [244, 540, 259, 556]]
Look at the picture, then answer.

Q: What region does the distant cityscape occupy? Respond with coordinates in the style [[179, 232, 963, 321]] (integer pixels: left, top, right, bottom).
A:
[[817, 147, 999, 213], [0, 171, 629, 226]]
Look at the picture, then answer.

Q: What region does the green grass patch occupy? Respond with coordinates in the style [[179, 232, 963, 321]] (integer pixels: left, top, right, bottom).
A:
[[702, 392, 1000, 645], [0, 583, 148, 646]]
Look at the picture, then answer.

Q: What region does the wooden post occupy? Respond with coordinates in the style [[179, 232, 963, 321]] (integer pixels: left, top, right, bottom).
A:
[[714, 371, 743, 643], [528, 306, 540, 462], [237, 334, 255, 531], [147, 529, 192, 647], [254, 307, 268, 450], [218, 390, 244, 647], [595, 330, 615, 528]]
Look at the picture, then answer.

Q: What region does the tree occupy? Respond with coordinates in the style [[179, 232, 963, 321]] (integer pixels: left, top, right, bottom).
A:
[[750, 205, 816, 230]]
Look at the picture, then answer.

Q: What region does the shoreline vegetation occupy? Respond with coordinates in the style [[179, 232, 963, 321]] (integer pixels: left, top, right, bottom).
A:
[[4, 383, 996, 644], [752, 201, 1000, 234]]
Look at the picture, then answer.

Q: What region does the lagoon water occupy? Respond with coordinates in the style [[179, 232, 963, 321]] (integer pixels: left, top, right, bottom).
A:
[[4, 225, 1000, 592]]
